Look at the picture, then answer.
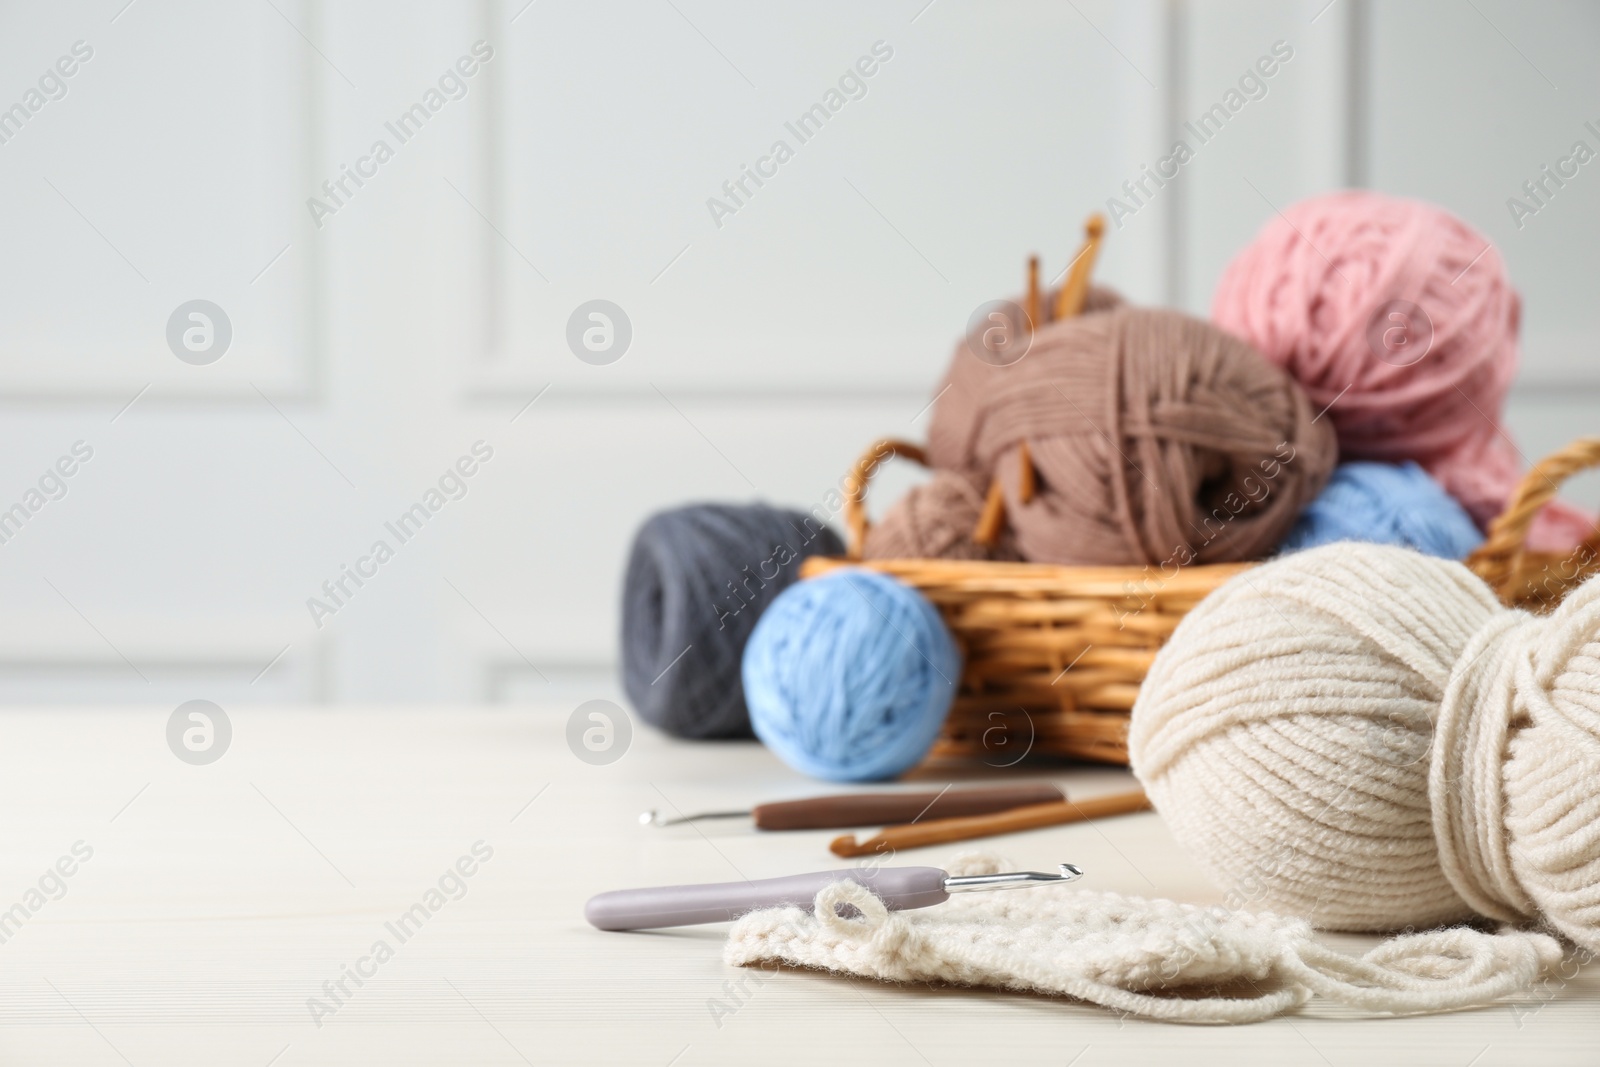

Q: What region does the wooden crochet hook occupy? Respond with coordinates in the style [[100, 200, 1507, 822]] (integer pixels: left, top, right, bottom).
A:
[[828, 789, 1151, 858], [1025, 254, 1041, 330]]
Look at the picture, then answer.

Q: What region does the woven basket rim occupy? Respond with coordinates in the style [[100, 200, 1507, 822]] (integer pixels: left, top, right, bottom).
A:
[[816, 435, 1600, 766]]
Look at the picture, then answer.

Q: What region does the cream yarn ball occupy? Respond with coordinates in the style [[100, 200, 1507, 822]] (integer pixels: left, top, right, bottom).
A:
[[1130, 542, 1600, 949]]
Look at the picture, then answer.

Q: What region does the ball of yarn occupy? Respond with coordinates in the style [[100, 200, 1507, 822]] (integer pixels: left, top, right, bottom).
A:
[[875, 306, 1337, 566], [1130, 541, 1600, 950], [742, 568, 960, 781], [862, 286, 1119, 564], [1212, 189, 1594, 551], [862, 468, 1021, 561], [1280, 461, 1483, 560], [621, 503, 844, 739], [923, 284, 1124, 479]]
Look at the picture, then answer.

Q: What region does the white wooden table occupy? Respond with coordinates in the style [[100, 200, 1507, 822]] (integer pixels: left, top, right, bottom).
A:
[[0, 706, 1594, 1065]]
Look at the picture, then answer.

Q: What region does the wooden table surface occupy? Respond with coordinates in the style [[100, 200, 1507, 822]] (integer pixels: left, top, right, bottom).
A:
[[1, 706, 1595, 1066]]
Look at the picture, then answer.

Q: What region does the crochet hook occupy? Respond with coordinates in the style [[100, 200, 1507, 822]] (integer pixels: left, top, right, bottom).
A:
[[638, 783, 1064, 830], [585, 862, 1084, 931], [828, 790, 1152, 858]]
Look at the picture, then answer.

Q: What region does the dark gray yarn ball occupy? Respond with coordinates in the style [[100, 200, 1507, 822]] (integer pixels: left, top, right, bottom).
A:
[[621, 503, 845, 739]]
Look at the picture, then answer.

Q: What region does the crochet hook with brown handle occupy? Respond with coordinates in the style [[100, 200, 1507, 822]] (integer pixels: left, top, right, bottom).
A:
[[828, 789, 1151, 857], [640, 783, 1065, 831]]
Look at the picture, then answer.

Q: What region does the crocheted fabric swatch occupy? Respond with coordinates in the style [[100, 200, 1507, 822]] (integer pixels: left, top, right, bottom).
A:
[[724, 853, 1560, 1023]]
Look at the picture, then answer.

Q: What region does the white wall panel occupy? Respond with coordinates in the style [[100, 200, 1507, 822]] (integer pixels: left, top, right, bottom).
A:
[[0, 0, 1594, 707], [0, 1, 318, 395], [1367, 0, 1600, 384], [1176, 0, 1358, 313], [475, 0, 1169, 394]]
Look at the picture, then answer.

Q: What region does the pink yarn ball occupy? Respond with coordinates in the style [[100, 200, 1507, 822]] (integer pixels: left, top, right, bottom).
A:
[[1212, 190, 1593, 551]]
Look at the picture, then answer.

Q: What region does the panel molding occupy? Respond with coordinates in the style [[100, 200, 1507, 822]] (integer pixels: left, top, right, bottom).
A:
[[460, 0, 1175, 401], [0, 0, 327, 402], [0, 616, 328, 701]]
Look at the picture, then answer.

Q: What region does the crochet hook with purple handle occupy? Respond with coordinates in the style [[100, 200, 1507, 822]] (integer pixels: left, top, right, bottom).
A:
[[585, 863, 1084, 931]]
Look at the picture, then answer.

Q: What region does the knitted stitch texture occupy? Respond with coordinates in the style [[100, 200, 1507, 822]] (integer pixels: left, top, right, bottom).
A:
[[724, 853, 1558, 1023]]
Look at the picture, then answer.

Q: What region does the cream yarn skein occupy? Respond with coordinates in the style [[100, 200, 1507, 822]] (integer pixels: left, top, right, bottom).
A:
[[1130, 542, 1600, 948]]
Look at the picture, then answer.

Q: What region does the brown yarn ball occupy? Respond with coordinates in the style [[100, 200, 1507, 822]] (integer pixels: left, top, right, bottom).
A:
[[890, 305, 1337, 566], [926, 285, 1126, 478], [861, 286, 1122, 563], [862, 468, 1021, 561]]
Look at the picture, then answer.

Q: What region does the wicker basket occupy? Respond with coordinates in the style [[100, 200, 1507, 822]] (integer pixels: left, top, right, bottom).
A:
[[800, 436, 1600, 766], [1464, 437, 1600, 610]]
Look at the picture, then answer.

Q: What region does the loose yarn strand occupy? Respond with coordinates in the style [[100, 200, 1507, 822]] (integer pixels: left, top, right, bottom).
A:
[[1284, 930, 1561, 1015]]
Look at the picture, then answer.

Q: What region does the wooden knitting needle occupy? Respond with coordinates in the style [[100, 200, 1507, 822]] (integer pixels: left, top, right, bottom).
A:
[[972, 479, 1007, 546], [1018, 439, 1036, 504], [1025, 254, 1041, 331], [974, 442, 1034, 544], [1053, 213, 1107, 320], [828, 789, 1152, 858], [973, 218, 1103, 546]]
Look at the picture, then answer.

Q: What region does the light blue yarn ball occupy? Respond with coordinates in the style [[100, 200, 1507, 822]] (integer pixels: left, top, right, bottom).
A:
[[1280, 461, 1484, 560], [742, 568, 961, 782]]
